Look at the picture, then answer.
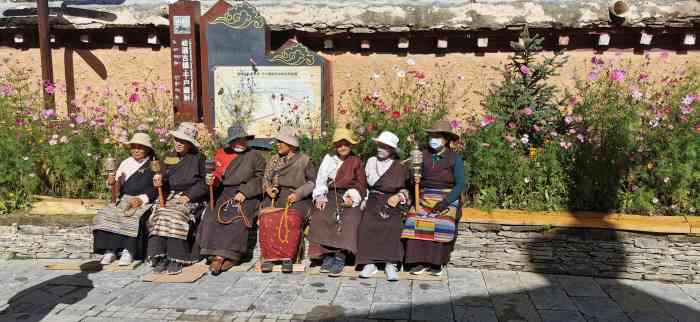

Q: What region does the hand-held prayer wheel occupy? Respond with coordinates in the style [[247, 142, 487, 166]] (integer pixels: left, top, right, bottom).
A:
[[270, 170, 280, 207], [150, 160, 165, 208], [205, 158, 215, 209], [410, 144, 423, 212], [102, 155, 118, 203]]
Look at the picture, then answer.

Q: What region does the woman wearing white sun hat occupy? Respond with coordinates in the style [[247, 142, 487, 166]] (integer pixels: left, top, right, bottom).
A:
[[356, 131, 411, 281]]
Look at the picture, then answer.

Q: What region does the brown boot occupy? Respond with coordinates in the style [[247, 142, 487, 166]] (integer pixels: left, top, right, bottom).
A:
[[209, 256, 224, 275], [220, 259, 237, 272]]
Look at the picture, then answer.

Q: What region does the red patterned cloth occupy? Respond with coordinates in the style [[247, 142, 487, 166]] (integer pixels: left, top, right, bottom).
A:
[[212, 148, 238, 185], [258, 206, 304, 261]]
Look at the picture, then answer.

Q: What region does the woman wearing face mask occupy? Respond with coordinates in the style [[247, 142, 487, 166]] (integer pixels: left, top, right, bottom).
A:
[[308, 128, 368, 277], [403, 119, 465, 277], [93, 132, 157, 266], [356, 131, 410, 281], [259, 126, 317, 273], [198, 125, 265, 275], [148, 122, 208, 275]]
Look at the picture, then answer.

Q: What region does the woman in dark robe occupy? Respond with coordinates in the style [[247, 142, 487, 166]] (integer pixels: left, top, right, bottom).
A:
[[356, 131, 410, 281], [308, 128, 368, 277], [259, 126, 316, 273], [148, 122, 208, 275], [93, 132, 157, 266], [403, 119, 465, 277], [199, 125, 265, 275]]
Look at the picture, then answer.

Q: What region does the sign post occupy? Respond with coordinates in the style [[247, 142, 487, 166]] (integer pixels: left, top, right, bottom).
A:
[[169, 0, 201, 124]]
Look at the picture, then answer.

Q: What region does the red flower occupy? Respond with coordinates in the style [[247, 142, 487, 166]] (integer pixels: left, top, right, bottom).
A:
[[363, 95, 372, 103], [403, 105, 412, 113], [392, 111, 401, 119]]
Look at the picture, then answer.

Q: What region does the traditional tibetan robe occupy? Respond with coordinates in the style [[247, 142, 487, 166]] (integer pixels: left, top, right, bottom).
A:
[[147, 152, 208, 264], [93, 157, 156, 260], [403, 148, 465, 266], [307, 154, 367, 258], [198, 147, 265, 261], [258, 152, 317, 261], [356, 157, 410, 264]]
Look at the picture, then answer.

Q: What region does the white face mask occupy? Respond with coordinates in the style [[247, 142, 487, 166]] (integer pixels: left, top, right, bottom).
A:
[[429, 137, 445, 150], [377, 147, 391, 159], [233, 146, 246, 153]]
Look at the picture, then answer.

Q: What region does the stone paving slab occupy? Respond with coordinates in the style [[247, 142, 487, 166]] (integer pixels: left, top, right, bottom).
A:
[[0, 260, 698, 322]]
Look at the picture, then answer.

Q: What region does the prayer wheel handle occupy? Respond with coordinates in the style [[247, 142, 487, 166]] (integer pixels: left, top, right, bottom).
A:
[[205, 158, 216, 209], [150, 160, 165, 208], [410, 145, 423, 213], [102, 155, 118, 204]]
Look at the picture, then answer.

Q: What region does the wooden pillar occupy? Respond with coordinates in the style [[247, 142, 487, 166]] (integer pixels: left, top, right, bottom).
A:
[[36, 0, 55, 109], [169, 0, 201, 125], [64, 48, 76, 116]]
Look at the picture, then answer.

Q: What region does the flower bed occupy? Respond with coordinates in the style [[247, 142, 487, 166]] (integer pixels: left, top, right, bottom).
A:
[[0, 28, 697, 216]]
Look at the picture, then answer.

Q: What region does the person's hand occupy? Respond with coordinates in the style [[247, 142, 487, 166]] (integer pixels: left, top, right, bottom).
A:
[[315, 199, 327, 210], [177, 195, 190, 205], [387, 195, 400, 208], [205, 174, 215, 186], [343, 197, 353, 207], [107, 174, 116, 186], [266, 187, 278, 198], [153, 174, 163, 187], [233, 192, 246, 204], [287, 193, 298, 204], [128, 197, 143, 209]]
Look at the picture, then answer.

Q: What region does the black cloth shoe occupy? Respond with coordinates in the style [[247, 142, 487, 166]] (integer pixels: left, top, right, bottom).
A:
[[152, 258, 168, 274], [166, 261, 183, 275], [260, 261, 274, 273], [282, 260, 294, 273]]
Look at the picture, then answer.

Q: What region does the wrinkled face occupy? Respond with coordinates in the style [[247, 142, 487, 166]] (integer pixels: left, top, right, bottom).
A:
[[174, 138, 192, 154], [376, 142, 393, 159], [130, 144, 149, 161], [230, 138, 248, 152], [276, 141, 292, 156], [334, 140, 352, 157]]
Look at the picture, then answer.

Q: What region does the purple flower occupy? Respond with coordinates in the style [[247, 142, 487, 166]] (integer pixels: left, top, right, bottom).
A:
[[564, 115, 574, 125], [681, 106, 693, 115], [41, 109, 55, 119], [74, 115, 86, 125], [610, 69, 626, 82], [117, 105, 127, 115], [480, 115, 494, 127], [15, 119, 25, 127], [450, 120, 461, 130], [520, 107, 534, 116], [0, 83, 12, 96], [591, 56, 604, 66], [129, 93, 140, 103], [681, 94, 695, 106], [44, 82, 55, 94], [519, 65, 532, 76]]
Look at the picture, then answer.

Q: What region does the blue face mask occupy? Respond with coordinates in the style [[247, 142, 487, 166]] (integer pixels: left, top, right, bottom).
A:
[[429, 138, 444, 150]]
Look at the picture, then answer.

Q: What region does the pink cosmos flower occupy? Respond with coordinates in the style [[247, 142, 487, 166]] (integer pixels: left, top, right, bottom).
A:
[[559, 141, 572, 149], [450, 120, 461, 130], [117, 105, 127, 115], [610, 69, 626, 82], [638, 73, 649, 83], [587, 72, 599, 82], [15, 119, 25, 126], [44, 82, 55, 94], [154, 127, 167, 136], [521, 107, 534, 116], [0, 83, 12, 96], [681, 106, 693, 115], [74, 115, 86, 125], [564, 115, 573, 125], [507, 122, 516, 129], [533, 124, 540, 132], [480, 115, 494, 127], [519, 65, 532, 76], [591, 56, 604, 66], [129, 93, 140, 103]]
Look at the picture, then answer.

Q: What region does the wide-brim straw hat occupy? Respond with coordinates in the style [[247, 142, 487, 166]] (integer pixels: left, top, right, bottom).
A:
[[126, 132, 154, 150], [331, 128, 358, 145], [275, 126, 299, 148], [372, 131, 399, 150], [426, 119, 460, 141], [224, 125, 254, 145], [169, 122, 200, 148]]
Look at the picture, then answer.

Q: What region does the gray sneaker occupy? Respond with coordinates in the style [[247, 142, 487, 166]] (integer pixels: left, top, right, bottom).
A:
[[385, 263, 399, 281], [430, 266, 444, 277], [359, 264, 378, 278], [410, 265, 428, 275]]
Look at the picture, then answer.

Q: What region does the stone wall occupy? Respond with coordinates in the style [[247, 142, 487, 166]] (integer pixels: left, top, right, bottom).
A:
[[1, 221, 698, 284], [451, 223, 700, 284]]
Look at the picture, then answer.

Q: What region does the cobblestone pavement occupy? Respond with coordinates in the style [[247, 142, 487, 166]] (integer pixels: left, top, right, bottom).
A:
[[0, 260, 699, 322]]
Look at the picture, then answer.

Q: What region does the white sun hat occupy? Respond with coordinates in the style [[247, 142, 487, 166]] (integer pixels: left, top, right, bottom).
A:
[[372, 131, 400, 150]]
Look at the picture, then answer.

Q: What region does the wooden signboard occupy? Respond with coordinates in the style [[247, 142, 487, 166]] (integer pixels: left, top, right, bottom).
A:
[[199, 0, 331, 138], [169, 0, 201, 124]]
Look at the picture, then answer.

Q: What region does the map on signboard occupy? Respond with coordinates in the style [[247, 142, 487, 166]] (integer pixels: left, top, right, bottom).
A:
[[213, 65, 323, 138]]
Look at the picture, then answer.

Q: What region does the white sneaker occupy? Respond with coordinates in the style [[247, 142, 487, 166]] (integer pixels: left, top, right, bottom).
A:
[[359, 264, 378, 278], [100, 251, 116, 265], [385, 263, 399, 281], [118, 250, 133, 266]]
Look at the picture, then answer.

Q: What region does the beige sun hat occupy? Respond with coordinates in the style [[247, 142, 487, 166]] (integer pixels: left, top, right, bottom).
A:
[[127, 132, 154, 150], [426, 119, 460, 141], [169, 122, 200, 148], [331, 128, 358, 145], [275, 126, 299, 147]]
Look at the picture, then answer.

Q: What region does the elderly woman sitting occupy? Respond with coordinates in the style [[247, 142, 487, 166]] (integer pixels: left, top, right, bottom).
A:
[[148, 122, 208, 275], [93, 132, 157, 266]]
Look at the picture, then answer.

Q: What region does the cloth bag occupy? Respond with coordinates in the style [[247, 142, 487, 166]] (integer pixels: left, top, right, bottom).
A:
[[258, 203, 304, 262]]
